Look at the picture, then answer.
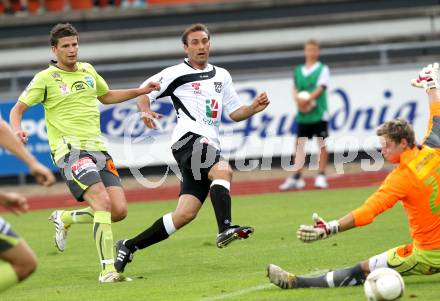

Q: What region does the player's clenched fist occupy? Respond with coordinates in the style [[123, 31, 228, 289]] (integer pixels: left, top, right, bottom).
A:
[[251, 92, 270, 113], [140, 81, 161, 94]]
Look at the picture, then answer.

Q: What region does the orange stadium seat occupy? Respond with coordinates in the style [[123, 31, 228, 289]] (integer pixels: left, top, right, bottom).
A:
[[45, 0, 65, 12], [28, 0, 40, 13], [149, 0, 226, 4], [70, 0, 93, 10]]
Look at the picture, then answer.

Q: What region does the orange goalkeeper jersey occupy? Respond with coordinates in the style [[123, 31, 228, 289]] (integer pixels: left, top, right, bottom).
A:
[[352, 102, 440, 250]]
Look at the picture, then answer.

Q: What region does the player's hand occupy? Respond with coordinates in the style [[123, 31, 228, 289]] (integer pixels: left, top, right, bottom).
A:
[[297, 101, 314, 113], [0, 192, 28, 215], [140, 111, 162, 129], [140, 82, 161, 95], [411, 63, 440, 92], [297, 213, 339, 243], [29, 161, 55, 187], [251, 92, 270, 113], [15, 130, 28, 144]]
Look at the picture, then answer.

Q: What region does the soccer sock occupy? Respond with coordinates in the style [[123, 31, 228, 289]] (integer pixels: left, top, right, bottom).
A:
[[0, 261, 18, 293], [293, 173, 302, 180], [124, 213, 176, 252], [61, 207, 94, 225], [210, 180, 232, 233], [295, 264, 366, 288], [93, 211, 115, 275]]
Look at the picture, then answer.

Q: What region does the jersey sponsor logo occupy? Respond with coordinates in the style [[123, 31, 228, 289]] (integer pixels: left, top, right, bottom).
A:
[[51, 72, 62, 81], [408, 147, 440, 179], [84, 76, 95, 88], [214, 82, 222, 93], [192, 82, 201, 94], [71, 81, 88, 92], [106, 159, 119, 177], [203, 99, 220, 126], [71, 157, 97, 177], [59, 83, 69, 95], [205, 98, 219, 119]]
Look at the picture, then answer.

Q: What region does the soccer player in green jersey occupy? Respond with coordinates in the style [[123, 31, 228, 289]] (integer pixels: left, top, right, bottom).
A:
[[9, 23, 160, 282], [0, 117, 55, 294]]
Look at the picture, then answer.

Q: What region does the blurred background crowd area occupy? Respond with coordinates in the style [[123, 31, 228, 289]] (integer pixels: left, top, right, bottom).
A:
[[0, 0, 439, 95], [0, 0, 219, 15]]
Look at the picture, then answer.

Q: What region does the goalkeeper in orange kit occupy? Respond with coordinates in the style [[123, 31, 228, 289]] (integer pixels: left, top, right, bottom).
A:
[[268, 63, 440, 289]]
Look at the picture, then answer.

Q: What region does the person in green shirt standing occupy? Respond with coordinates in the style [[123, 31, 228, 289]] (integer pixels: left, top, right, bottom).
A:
[[9, 23, 160, 282], [279, 39, 330, 191]]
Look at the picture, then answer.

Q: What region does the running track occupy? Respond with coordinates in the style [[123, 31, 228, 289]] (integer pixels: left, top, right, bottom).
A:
[[3, 170, 389, 212]]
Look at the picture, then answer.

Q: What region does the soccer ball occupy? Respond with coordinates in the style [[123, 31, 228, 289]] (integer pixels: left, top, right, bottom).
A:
[[297, 91, 316, 111], [297, 91, 311, 102], [363, 268, 405, 301]]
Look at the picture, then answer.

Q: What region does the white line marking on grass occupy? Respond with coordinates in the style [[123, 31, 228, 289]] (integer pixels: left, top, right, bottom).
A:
[[200, 283, 274, 301]]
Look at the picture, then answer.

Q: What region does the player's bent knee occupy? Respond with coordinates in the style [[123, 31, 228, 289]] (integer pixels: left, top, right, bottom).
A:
[[86, 185, 112, 212], [111, 207, 127, 222], [175, 211, 197, 226], [14, 255, 37, 282], [92, 196, 112, 212]]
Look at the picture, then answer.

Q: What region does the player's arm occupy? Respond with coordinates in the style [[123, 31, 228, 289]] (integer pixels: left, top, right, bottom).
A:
[[9, 101, 30, 144], [229, 92, 270, 122], [301, 65, 329, 105], [0, 191, 28, 215], [98, 82, 161, 105], [411, 63, 440, 146], [137, 94, 161, 129], [297, 172, 405, 243], [309, 86, 325, 100], [0, 119, 55, 186]]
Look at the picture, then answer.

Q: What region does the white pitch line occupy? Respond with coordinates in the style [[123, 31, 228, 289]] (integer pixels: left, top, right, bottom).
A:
[[199, 283, 274, 301]]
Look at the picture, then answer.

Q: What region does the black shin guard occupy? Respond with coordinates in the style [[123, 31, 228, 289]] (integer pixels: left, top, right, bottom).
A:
[[210, 184, 232, 233], [295, 264, 366, 288], [124, 217, 169, 252]]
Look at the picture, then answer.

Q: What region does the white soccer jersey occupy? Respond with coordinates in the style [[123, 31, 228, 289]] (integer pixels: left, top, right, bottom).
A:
[[141, 59, 243, 149]]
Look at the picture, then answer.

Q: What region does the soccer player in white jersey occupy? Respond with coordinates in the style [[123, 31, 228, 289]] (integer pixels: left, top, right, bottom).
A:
[[114, 23, 270, 273]]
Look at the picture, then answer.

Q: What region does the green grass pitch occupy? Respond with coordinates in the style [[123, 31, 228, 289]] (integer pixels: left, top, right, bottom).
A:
[[2, 186, 439, 301]]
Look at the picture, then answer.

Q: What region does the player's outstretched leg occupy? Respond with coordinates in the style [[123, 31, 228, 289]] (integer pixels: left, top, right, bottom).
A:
[[114, 212, 178, 273], [49, 207, 94, 252], [114, 240, 134, 273], [216, 225, 254, 248], [210, 178, 255, 248], [267, 263, 366, 289], [267, 264, 297, 289], [49, 210, 69, 252]]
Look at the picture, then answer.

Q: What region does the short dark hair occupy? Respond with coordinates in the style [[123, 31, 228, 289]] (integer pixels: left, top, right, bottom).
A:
[[181, 23, 210, 46], [50, 23, 78, 46], [305, 39, 320, 48], [376, 118, 416, 147]]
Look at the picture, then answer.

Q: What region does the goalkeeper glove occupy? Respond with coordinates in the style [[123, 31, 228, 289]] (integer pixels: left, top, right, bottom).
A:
[[411, 63, 440, 92], [297, 213, 339, 243]]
